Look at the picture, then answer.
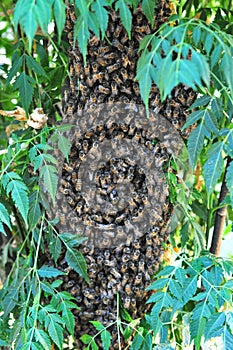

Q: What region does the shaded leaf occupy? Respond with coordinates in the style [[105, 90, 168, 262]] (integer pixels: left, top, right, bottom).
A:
[[65, 248, 89, 282], [38, 265, 65, 278]]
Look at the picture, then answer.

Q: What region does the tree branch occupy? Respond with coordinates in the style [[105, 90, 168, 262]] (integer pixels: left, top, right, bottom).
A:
[[210, 158, 230, 256]]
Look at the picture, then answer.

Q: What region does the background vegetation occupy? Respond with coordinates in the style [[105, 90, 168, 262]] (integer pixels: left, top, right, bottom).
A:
[[0, 0, 233, 349]]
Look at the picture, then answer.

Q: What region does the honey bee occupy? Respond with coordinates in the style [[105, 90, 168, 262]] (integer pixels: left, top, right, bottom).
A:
[[95, 309, 107, 316], [123, 296, 131, 309], [131, 298, 136, 308], [135, 273, 142, 285], [97, 94, 105, 104], [122, 254, 130, 263], [83, 297, 93, 308], [125, 283, 131, 295], [120, 32, 128, 44], [86, 76, 94, 87], [85, 128, 94, 139], [103, 52, 115, 60], [173, 107, 180, 118], [110, 268, 121, 279], [93, 72, 104, 83], [111, 81, 118, 96], [122, 272, 129, 287], [75, 178, 82, 191], [107, 96, 115, 104], [67, 196, 75, 206], [89, 35, 99, 46], [120, 68, 128, 81], [98, 46, 110, 54], [132, 82, 140, 96], [114, 24, 123, 37], [121, 85, 132, 95], [112, 38, 124, 51], [92, 62, 98, 73], [97, 57, 107, 67], [79, 150, 86, 161], [132, 249, 140, 261], [128, 123, 136, 136], [84, 288, 95, 300], [98, 85, 110, 95], [118, 262, 127, 274], [107, 63, 120, 73], [102, 296, 110, 305], [129, 261, 137, 272], [63, 163, 73, 173], [104, 259, 116, 267], [115, 213, 126, 224], [146, 246, 153, 259], [122, 53, 130, 67]]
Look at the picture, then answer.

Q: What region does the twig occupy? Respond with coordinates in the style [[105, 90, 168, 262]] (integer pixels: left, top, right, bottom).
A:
[[210, 158, 231, 256]]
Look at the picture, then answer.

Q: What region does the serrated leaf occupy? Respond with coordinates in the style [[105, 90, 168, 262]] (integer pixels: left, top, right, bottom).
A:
[[190, 95, 212, 109], [190, 317, 207, 350], [183, 276, 197, 303], [90, 321, 105, 331], [34, 329, 51, 350], [80, 334, 93, 344], [211, 44, 222, 68], [0, 203, 11, 235], [35, 0, 51, 33], [203, 142, 224, 194], [59, 232, 87, 248], [53, 0, 66, 43], [115, 0, 132, 38], [13, 72, 34, 112], [38, 265, 65, 278], [182, 110, 205, 130], [205, 312, 225, 340], [192, 221, 206, 253], [74, 17, 90, 64], [226, 161, 233, 208], [58, 135, 71, 162], [142, 0, 155, 27], [25, 55, 47, 77], [49, 235, 62, 264], [223, 325, 233, 350], [92, 0, 108, 39], [136, 52, 153, 110], [146, 278, 169, 291], [29, 193, 41, 229], [204, 33, 213, 55], [101, 329, 112, 350], [41, 164, 58, 204], [62, 307, 75, 335], [222, 51, 233, 92], [6, 56, 23, 85], [157, 265, 175, 277], [192, 26, 201, 46], [169, 279, 183, 299], [5, 176, 29, 224], [65, 248, 89, 282], [187, 122, 205, 169], [48, 319, 63, 350]]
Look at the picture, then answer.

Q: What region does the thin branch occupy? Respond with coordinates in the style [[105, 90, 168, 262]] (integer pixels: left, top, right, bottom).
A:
[[210, 158, 231, 256]]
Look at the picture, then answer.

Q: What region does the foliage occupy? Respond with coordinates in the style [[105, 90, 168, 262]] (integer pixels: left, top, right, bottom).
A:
[[0, 0, 233, 349]]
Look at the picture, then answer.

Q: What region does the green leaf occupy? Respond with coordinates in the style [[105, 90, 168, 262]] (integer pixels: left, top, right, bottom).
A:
[[187, 122, 205, 169], [6, 56, 23, 85], [182, 110, 206, 130], [211, 44, 222, 68], [13, 72, 34, 112], [29, 192, 41, 229], [65, 248, 89, 282], [34, 329, 51, 350], [190, 317, 207, 350], [62, 307, 75, 335], [38, 265, 65, 278], [203, 142, 224, 194], [53, 0, 66, 43], [205, 313, 225, 340], [169, 279, 183, 300], [3, 173, 29, 224], [191, 221, 206, 254], [101, 329, 112, 350], [183, 276, 198, 303], [90, 321, 105, 331], [80, 333, 93, 344], [192, 26, 201, 46], [115, 0, 132, 38], [25, 55, 47, 77], [35, 0, 52, 33], [40, 164, 58, 204], [92, 0, 109, 40], [204, 33, 213, 55], [222, 51, 233, 92], [58, 135, 71, 162], [59, 232, 87, 248], [136, 51, 153, 110], [189, 95, 212, 109], [0, 203, 11, 236], [142, 0, 155, 27], [74, 17, 90, 65], [226, 161, 233, 208], [157, 265, 175, 277], [49, 235, 62, 264], [146, 277, 169, 291], [223, 325, 233, 350], [48, 319, 63, 350]]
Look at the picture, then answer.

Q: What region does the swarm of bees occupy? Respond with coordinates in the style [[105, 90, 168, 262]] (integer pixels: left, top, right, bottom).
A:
[[54, 0, 197, 348]]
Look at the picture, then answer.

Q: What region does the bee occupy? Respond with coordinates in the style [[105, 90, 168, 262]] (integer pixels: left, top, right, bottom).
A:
[[103, 52, 115, 60], [107, 63, 120, 73], [123, 247, 131, 255], [79, 150, 86, 161], [99, 130, 106, 142], [110, 268, 121, 279], [92, 62, 98, 73], [85, 128, 94, 139], [102, 296, 110, 305], [125, 284, 131, 295], [86, 76, 94, 87], [138, 260, 145, 273], [89, 35, 99, 46], [120, 68, 128, 81], [97, 94, 105, 104], [123, 296, 131, 309], [173, 107, 180, 118], [122, 272, 129, 287], [63, 163, 73, 173], [98, 45, 110, 54], [115, 213, 126, 224], [135, 273, 142, 285], [136, 13, 143, 24], [97, 57, 107, 67], [132, 82, 140, 96], [120, 263, 128, 274], [98, 85, 110, 95], [107, 95, 115, 104], [111, 81, 118, 96], [112, 38, 124, 51], [122, 53, 130, 67], [122, 254, 130, 263], [132, 249, 140, 261], [146, 246, 153, 259], [129, 261, 137, 272], [67, 196, 75, 206], [93, 72, 104, 83], [84, 288, 95, 300], [104, 249, 110, 259], [121, 32, 128, 44], [121, 85, 132, 95], [119, 95, 130, 103], [75, 178, 82, 191], [114, 24, 123, 37], [95, 309, 107, 316], [128, 123, 136, 136], [133, 239, 140, 249]]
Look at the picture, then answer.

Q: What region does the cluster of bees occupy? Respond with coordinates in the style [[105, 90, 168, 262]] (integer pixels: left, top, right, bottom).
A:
[[53, 0, 197, 347]]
